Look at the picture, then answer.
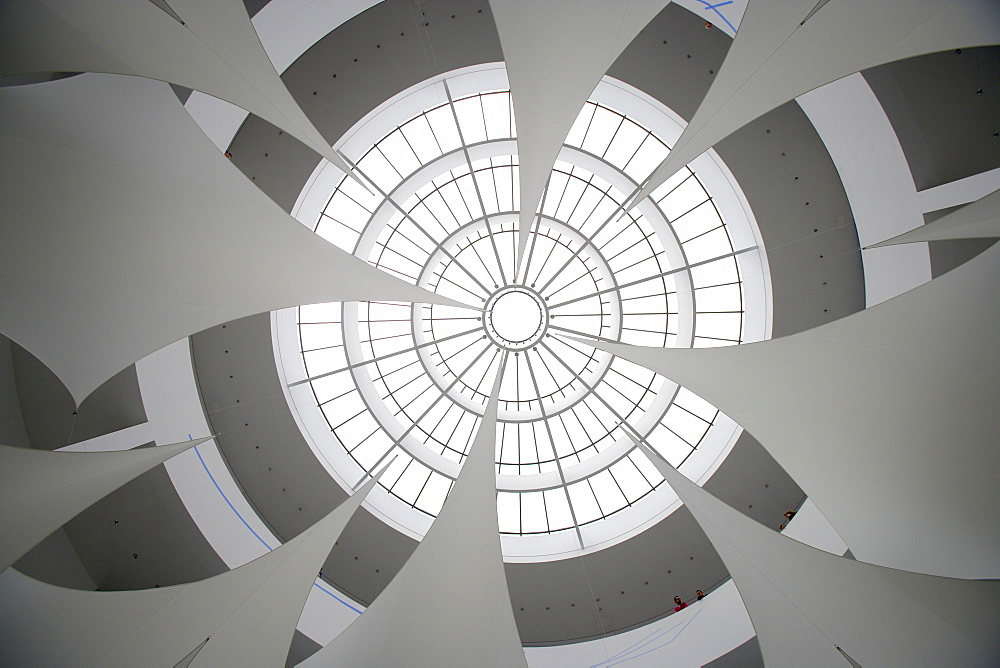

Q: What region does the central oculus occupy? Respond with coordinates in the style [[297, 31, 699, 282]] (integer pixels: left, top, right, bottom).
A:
[[484, 287, 547, 350]]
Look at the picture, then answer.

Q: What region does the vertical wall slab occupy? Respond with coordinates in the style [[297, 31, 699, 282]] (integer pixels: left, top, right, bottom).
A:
[[0, 0, 359, 177]]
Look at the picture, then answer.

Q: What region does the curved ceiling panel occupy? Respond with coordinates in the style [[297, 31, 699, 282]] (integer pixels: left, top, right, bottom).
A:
[[0, 0, 362, 181], [870, 187, 1000, 247], [0, 475, 377, 665], [0, 73, 467, 405], [488, 0, 670, 270], [630, 0, 1000, 206], [582, 241, 1000, 579]]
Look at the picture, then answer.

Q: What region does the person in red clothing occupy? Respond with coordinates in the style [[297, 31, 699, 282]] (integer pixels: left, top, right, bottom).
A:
[[673, 595, 688, 612]]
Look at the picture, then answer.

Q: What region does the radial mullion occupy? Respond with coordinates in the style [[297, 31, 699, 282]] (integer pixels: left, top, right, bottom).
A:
[[613, 248, 668, 278], [344, 156, 493, 298], [554, 412, 582, 465], [432, 267, 486, 303], [600, 114, 627, 160], [599, 227, 655, 267], [548, 324, 633, 349], [548, 246, 755, 311], [290, 326, 481, 386], [543, 262, 600, 302], [468, 347, 502, 406], [524, 351, 585, 547], [527, 229, 564, 289], [431, 332, 490, 374], [530, 347, 569, 402], [389, 379, 439, 418], [457, 222, 507, 290], [385, 339, 495, 455], [536, 181, 642, 294], [372, 357, 425, 390], [318, 211, 362, 236], [557, 172, 596, 231], [443, 81, 508, 285]]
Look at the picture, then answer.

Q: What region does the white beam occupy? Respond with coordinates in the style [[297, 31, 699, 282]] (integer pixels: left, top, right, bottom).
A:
[[577, 240, 1000, 579], [0, 74, 468, 406], [870, 188, 1000, 247], [0, 476, 380, 666], [0, 0, 361, 181], [56, 423, 156, 454], [629, 0, 1000, 207], [917, 168, 1000, 214], [488, 0, 670, 273], [797, 72, 931, 306], [0, 439, 208, 573], [305, 359, 527, 666], [641, 444, 1000, 666]]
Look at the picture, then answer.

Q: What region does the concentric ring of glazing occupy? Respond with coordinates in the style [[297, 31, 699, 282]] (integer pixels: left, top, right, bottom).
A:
[[280, 66, 770, 560]]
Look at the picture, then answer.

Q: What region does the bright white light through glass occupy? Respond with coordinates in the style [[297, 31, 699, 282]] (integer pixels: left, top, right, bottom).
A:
[[281, 67, 770, 560], [491, 291, 540, 341], [487, 288, 545, 348]]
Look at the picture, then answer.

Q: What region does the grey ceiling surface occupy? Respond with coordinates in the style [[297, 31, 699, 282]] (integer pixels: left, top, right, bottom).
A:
[[864, 46, 999, 193], [702, 636, 764, 668], [10, 340, 146, 451], [59, 465, 227, 591], [10, 0, 984, 652]]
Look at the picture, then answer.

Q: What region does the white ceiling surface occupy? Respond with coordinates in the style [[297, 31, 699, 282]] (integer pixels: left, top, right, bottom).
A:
[[487, 0, 670, 271], [0, 73, 465, 406], [641, 445, 1000, 667], [0, 0, 360, 179], [0, 439, 205, 575], [579, 240, 1000, 580], [871, 187, 1000, 247], [305, 369, 527, 667], [629, 0, 1000, 206], [796, 72, 932, 308], [0, 476, 379, 667]]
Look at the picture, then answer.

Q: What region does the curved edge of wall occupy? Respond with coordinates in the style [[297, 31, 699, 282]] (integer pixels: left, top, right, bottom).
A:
[[130, 339, 365, 646], [525, 581, 754, 667]]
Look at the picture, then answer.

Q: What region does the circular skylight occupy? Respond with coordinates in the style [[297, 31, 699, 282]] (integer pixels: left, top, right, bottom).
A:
[[276, 65, 771, 561], [486, 288, 546, 348]]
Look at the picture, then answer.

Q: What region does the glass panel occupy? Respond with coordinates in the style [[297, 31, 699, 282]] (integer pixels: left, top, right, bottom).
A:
[[294, 78, 757, 544]]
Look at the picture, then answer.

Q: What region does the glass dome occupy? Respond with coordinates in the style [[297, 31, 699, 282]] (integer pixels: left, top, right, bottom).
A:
[[275, 64, 771, 561]]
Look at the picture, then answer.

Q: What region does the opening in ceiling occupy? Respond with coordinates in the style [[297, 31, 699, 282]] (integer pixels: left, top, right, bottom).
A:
[[274, 64, 772, 562]]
